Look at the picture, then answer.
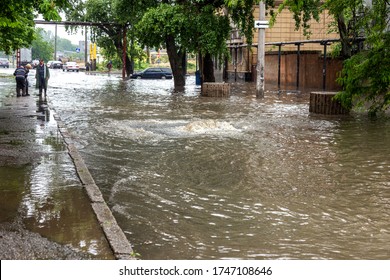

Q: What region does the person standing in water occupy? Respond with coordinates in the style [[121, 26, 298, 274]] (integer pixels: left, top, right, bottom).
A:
[[35, 59, 50, 98]]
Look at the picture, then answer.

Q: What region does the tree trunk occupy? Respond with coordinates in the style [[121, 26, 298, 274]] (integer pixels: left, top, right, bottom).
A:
[[165, 34, 186, 90], [114, 40, 132, 77], [125, 55, 133, 76], [202, 52, 215, 83], [337, 13, 351, 59]]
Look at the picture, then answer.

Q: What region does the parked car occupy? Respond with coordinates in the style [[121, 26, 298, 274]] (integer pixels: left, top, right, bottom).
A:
[[0, 58, 10, 68], [47, 61, 54, 68], [63, 62, 79, 72], [49, 60, 63, 69], [130, 67, 173, 79]]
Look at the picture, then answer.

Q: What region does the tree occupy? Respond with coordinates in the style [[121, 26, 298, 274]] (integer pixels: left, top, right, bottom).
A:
[[0, 0, 69, 54], [136, 3, 196, 88], [335, 1, 390, 115], [31, 28, 54, 61], [136, 0, 269, 89], [63, 0, 155, 77]]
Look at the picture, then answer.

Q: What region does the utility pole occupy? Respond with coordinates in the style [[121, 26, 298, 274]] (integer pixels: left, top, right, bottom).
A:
[[84, 26, 88, 67], [256, 2, 266, 97], [54, 24, 57, 60]]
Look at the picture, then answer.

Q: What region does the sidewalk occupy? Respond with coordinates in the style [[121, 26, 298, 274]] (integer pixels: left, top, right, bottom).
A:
[[0, 78, 132, 259]]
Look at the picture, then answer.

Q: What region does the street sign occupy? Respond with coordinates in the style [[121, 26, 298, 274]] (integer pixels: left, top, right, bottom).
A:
[[254, 20, 269, 29], [76, 48, 80, 53]]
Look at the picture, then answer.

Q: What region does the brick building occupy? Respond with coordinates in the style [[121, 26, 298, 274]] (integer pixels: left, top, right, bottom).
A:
[[227, 2, 342, 90]]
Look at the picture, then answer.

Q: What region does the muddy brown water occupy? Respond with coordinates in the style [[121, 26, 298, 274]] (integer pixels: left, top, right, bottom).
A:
[[2, 68, 389, 259]]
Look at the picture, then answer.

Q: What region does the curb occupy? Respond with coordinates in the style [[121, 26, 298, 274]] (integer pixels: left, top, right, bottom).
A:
[[53, 110, 135, 260]]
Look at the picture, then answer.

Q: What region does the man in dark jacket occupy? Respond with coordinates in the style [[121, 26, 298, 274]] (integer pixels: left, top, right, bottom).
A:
[[13, 65, 27, 97], [35, 59, 50, 97]]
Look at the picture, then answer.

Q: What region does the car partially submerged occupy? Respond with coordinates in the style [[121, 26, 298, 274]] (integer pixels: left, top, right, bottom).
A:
[[130, 67, 172, 79]]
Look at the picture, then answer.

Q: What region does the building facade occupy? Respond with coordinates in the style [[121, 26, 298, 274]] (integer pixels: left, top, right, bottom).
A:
[[227, 2, 342, 89]]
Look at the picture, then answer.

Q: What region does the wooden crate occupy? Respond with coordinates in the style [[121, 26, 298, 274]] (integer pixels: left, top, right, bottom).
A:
[[201, 82, 230, 97], [309, 91, 349, 115]]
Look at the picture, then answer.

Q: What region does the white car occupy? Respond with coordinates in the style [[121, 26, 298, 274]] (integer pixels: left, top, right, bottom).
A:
[[63, 62, 80, 72], [32, 59, 39, 68], [0, 58, 9, 68]]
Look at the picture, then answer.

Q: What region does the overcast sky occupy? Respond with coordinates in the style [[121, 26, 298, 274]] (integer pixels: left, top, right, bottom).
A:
[[35, 13, 86, 45], [37, 23, 85, 45]]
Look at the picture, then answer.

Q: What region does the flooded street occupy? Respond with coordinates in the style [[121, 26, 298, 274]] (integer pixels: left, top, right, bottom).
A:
[[4, 68, 390, 259]]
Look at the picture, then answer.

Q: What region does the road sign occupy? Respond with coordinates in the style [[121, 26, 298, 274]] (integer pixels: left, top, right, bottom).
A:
[[254, 20, 269, 29], [76, 48, 80, 53]]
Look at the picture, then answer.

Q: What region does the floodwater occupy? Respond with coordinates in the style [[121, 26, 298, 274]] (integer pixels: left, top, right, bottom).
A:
[[4, 68, 390, 259]]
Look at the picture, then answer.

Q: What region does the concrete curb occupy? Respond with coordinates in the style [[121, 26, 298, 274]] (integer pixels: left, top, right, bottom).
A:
[[52, 110, 135, 260]]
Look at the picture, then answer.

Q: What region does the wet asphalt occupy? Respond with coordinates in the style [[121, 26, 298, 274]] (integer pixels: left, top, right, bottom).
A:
[[0, 75, 116, 259]]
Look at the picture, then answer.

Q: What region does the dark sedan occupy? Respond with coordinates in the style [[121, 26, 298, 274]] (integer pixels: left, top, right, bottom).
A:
[[50, 61, 63, 69], [130, 67, 173, 79]]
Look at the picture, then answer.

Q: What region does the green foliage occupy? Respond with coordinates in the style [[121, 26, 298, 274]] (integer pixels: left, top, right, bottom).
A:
[[336, 32, 390, 116], [0, 0, 69, 54], [195, 5, 231, 56], [271, 0, 321, 37], [335, 0, 390, 115], [136, 4, 184, 50], [228, 0, 275, 46], [136, 1, 261, 58], [65, 0, 122, 60], [65, 0, 153, 74], [31, 28, 54, 61], [329, 42, 342, 58]]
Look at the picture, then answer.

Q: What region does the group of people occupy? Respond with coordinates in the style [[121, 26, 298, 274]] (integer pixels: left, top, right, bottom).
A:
[[13, 58, 50, 98]]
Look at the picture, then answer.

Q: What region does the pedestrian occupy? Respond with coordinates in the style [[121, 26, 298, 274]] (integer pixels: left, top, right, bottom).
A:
[[107, 60, 112, 72], [24, 64, 32, 96], [35, 59, 50, 97], [13, 65, 27, 97]]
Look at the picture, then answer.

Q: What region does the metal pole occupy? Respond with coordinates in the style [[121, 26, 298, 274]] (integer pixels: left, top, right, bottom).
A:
[[322, 41, 328, 91], [54, 24, 57, 60], [278, 44, 282, 88], [84, 26, 88, 66], [234, 46, 238, 82], [16, 49, 21, 67], [224, 55, 228, 82], [256, 1, 266, 97], [296, 43, 301, 89]]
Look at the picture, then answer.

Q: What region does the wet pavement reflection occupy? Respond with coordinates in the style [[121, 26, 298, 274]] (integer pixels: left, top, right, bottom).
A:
[[0, 68, 114, 259]]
